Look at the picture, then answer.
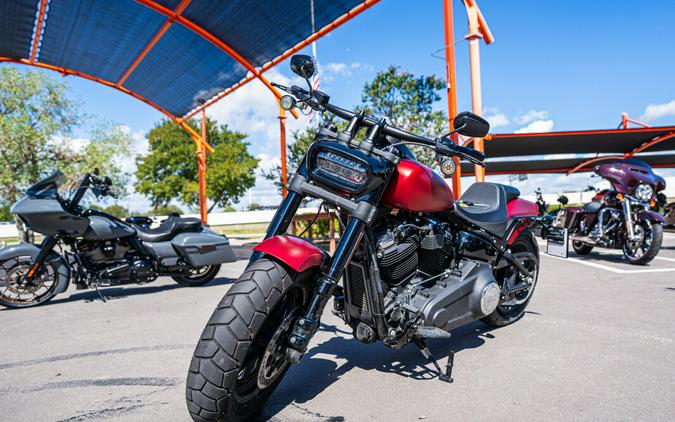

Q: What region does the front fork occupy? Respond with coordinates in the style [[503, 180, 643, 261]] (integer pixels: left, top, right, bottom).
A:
[[25, 235, 58, 282], [621, 199, 636, 240], [286, 218, 365, 362]]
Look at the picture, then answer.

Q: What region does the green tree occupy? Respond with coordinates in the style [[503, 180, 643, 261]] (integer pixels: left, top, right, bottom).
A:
[[0, 202, 11, 222], [147, 204, 184, 216], [359, 66, 447, 166], [0, 67, 131, 241], [59, 123, 132, 194], [135, 118, 258, 212], [101, 204, 130, 218]]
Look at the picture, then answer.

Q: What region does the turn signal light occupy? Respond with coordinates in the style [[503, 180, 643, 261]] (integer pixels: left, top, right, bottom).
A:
[[650, 199, 657, 208], [617, 193, 624, 201]]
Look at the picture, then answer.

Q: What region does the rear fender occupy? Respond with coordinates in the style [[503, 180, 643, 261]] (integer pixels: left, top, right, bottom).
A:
[[637, 209, 665, 223], [253, 235, 326, 273], [0, 243, 71, 293]]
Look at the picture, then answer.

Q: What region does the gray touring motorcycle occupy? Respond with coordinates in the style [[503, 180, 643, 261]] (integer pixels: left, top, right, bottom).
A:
[[0, 170, 236, 308]]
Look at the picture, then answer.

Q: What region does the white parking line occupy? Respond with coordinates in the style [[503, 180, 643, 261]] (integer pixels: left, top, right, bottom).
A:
[[653, 256, 675, 263], [542, 253, 675, 274]]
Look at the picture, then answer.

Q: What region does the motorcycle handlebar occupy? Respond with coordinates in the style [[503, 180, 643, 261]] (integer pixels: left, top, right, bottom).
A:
[[281, 83, 485, 165]]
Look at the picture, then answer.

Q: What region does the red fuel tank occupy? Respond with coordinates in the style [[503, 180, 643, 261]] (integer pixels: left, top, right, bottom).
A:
[[383, 159, 454, 213]]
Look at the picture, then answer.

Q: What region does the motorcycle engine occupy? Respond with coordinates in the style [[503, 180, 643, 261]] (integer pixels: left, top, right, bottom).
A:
[[344, 217, 499, 348], [374, 218, 455, 286]]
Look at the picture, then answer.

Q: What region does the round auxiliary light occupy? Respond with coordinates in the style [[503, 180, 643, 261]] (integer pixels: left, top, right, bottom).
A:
[[440, 159, 457, 176], [279, 95, 296, 110], [635, 183, 654, 203]]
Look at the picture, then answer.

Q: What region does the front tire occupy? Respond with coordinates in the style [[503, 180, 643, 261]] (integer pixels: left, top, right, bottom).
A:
[[482, 230, 539, 327], [623, 221, 662, 265], [186, 258, 310, 422], [0, 256, 60, 308]]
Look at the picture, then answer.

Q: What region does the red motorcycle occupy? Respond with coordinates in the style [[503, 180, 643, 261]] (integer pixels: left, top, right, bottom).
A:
[[560, 159, 665, 264], [185, 55, 540, 422]]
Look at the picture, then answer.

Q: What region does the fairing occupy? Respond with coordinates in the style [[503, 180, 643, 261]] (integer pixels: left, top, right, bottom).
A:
[[595, 160, 664, 195]]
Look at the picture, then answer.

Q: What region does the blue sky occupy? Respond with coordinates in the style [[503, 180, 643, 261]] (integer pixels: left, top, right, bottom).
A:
[[4, 0, 675, 211]]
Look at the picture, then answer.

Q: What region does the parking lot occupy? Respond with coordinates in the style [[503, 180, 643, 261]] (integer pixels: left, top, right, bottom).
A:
[[1, 233, 674, 422]]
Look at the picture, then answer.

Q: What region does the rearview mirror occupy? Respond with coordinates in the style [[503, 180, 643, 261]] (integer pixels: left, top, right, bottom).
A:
[[290, 55, 315, 80], [453, 112, 490, 138]]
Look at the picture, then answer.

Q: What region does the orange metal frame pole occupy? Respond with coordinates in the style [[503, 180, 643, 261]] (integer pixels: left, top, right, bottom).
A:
[[181, 0, 381, 121], [29, 0, 48, 61], [198, 110, 208, 223], [279, 107, 288, 198], [462, 0, 494, 183], [442, 0, 461, 198]]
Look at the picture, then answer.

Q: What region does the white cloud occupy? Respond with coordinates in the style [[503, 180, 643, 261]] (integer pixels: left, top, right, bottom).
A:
[[206, 70, 315, 208], [484, 112, 509, 128], [320, 62, 374, 83], [514, 119, 554, 134], [516, 110, 548, 125], [641, 100, 675, 121]]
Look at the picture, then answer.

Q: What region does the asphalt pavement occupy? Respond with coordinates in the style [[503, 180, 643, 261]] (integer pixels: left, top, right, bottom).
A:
[[1, 234, 674, 421]]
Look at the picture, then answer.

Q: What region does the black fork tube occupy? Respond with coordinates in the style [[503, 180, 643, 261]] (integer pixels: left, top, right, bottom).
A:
[[287, 217, 366, 358], [26, 235, 58, 281]]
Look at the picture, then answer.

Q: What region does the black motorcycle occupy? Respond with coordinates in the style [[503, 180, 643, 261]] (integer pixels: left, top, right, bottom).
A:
[[0, 170, 236, 308], [185, 55, 541, 422]]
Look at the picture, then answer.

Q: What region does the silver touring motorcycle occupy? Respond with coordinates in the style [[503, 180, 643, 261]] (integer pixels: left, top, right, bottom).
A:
[[186, 55, 541, 421], [0, 170, 236, 308]]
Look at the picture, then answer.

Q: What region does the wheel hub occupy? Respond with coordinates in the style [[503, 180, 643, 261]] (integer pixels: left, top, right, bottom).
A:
[[256, 311, 297, 389]]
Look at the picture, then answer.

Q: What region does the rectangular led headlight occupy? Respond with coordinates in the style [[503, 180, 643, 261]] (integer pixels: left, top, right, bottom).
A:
[[311, 150, 370, 193]]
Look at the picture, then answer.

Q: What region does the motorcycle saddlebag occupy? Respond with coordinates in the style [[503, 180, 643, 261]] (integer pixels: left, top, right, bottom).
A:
[[171, 232, 236, 266], [560, 207, 582, 230]]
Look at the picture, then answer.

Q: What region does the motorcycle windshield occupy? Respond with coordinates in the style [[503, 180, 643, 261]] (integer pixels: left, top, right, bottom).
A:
[[25, 170, 64, 199]]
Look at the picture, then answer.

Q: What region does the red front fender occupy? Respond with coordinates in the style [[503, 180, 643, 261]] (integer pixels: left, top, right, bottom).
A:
[[253, 235, 326, 272]]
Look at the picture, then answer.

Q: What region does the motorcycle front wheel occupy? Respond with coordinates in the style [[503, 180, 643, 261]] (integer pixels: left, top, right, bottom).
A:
[[186, 258, 311, 422], [0, 256, 60, 308], [623, 221, 663, 265]]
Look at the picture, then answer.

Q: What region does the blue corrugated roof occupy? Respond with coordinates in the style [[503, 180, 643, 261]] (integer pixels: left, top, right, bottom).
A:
[[0, 0, 367, 117]]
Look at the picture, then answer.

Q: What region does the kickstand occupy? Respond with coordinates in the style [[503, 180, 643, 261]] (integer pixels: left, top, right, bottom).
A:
[[414, 338, 454, 383], [94, 284, 107, 303]]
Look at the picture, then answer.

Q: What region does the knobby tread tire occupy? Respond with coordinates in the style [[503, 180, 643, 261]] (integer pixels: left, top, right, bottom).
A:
[[185, 258, 298, 422]]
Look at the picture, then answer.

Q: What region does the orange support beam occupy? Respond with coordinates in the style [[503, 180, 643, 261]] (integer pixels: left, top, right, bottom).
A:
[[29, 0, 48, 61], [181, 0, 381, 120], [566, 155, 625, 175], [198, 110, 208, 223], [628, 131, 675, 156], [117, 0, 192, 86], [442, 0, 461, 199], [134, 0, 299, 120], [279, 106, 288, 198], [462, 0, 493, 183]]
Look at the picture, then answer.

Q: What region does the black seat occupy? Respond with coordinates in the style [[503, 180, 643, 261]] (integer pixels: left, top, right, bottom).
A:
[[132, 216, 202, 242], [453, 182, 520, 237]]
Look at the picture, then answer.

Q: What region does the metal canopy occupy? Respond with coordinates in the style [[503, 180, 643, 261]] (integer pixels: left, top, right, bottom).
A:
[[0, 0, 372, 118], [460, 153, 675, 175], [479, 126, 675, 158], [460, 124, 675, 175]]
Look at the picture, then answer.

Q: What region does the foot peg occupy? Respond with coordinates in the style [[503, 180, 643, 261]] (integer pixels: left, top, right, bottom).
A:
[[414, 338, 454, 383], [415, 326, 452, 339]]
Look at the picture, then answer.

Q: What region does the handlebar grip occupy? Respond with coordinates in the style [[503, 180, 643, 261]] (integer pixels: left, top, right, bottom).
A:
[[454, 144, 485, 164]]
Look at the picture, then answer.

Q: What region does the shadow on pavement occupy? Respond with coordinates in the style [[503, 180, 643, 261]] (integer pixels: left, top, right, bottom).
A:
[[0, 276, 236, 310], [262, 319, 503, 421]]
